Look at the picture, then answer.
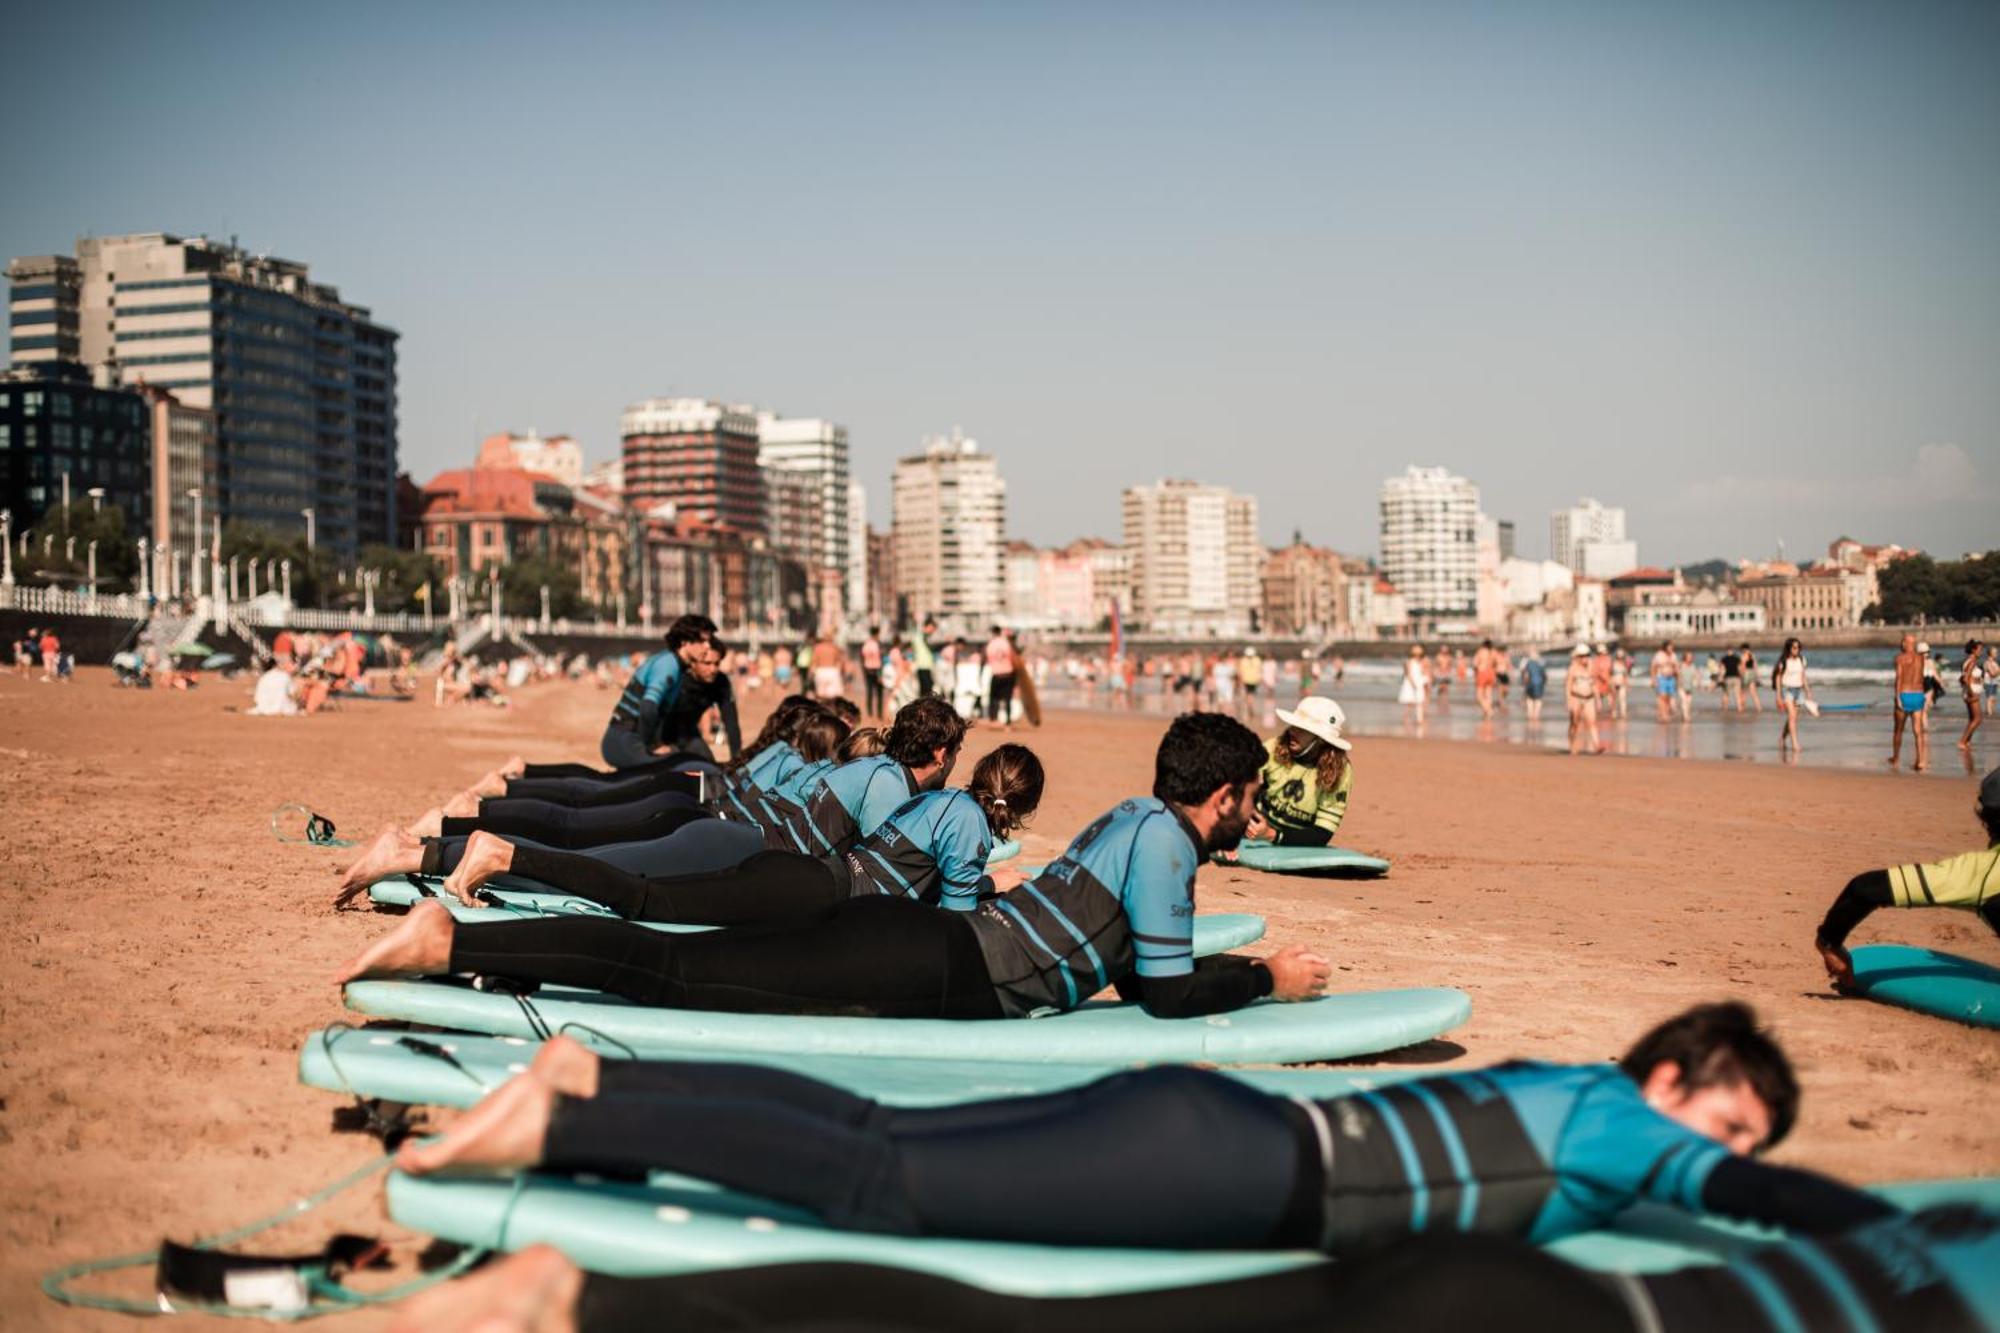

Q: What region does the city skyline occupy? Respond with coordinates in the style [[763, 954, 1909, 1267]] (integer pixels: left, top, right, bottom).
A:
[[5, 2, 1997, 563]]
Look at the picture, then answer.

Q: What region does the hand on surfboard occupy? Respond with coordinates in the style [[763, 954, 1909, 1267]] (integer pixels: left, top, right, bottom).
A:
[[1264, 946, 1332, 1001], [1817, 941, 1858, 995], [987, 864, 1029, 893]]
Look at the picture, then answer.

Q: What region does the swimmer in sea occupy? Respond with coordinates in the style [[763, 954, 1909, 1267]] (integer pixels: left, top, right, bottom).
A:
[[1815, 765, 1999, 992]]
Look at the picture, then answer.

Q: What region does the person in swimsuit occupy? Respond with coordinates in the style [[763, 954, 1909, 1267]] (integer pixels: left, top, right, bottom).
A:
[[1399, 645, 1430, 727], [336, 713, 1332, 1023], [1889, 634, 1930, 771], [1815, 765, 1999, 991], [1521, 649, 1547, 724], [389, 1002, 1896, 1269], [1475, 640, 1498, 718], [1677, 650, 1698, 723], [1652, 641, 1679, 722], [1772, 638, 1810, 757], [1720, 647, 1743, 711], [1985, 643, 1999, 717], [1739, 644, 1763, 714], [1568, 643, 1604, 755], [393, 1207, 2000, 1333], [1958, 639, 1985, 751]]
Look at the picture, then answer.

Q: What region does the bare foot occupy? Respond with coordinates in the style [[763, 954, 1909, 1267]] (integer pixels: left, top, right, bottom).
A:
[[387, 1242, 582, 1333], [443, 830, 517, 906], [498, 755, 527, 780], [441, 790, 482, 820], [467, 770, 511, 799], [334, 826, 426, 907], [334, 899, 456, 984], [529, 1034, 602, 1098], [395, 1068, 556, 1175], [406, 807, 446, 838]]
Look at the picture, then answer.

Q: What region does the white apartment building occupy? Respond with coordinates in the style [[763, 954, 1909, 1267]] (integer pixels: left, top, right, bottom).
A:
[[756, 412, 851, 586], [1121, 480, 1260, 634], [1378, 466, 1480, 623], [1550, 497, 1639, 579], [891, 430, 1006, 626]]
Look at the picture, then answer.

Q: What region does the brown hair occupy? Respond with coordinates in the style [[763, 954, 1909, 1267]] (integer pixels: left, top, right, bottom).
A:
[[837, 726, 888, 761], [793, 709, 851, 764], [1618, 1002, 1799, 1149], [1277, 727, 1349, 792], [884, 696, 969, 769], [727, 695, 827, 773], [966, 743, 1044, 838]]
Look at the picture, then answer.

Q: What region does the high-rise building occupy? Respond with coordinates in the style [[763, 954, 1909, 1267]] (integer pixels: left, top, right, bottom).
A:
[[891, 430, 1005, 626], [1378, 466, 1480, 623], [1549, 498, 1637, 579], [4, 233, 400, 559], [476, 431, 584, 487], [846, 481, 869, 623], [764, 467, 824, 567], [618, 398, 765, 536], [0, 365, 152, 538], [5, 255, 82, 369], [1120, 480, 1260, 634], [138, 385, 217, 555], [756, 412, 851, 587]]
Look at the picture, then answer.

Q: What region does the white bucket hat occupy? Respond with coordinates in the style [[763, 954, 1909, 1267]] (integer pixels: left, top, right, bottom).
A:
[[1275, 695, 1351, 752]]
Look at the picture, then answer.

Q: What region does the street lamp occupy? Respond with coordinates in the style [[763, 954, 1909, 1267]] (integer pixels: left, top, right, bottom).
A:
[[301, 508, 316, 550], [1, 510, 12, 587], [87, 487, 105, 515], [186, 489, 203, 599], [87, 540, 98, 602]]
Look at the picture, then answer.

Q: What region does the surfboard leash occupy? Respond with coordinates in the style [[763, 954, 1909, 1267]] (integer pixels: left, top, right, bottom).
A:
[[270, 803, 356, 848]]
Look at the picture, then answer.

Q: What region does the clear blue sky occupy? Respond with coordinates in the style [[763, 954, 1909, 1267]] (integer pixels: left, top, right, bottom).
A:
[[6, 0, 1996, 564]]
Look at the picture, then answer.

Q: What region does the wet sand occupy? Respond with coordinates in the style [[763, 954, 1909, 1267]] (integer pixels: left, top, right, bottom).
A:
[[1, 668, 1995, 1328]]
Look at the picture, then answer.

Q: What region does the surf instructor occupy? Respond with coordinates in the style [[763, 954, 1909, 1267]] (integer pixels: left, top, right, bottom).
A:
[[1243, 695, 1355, 850], [599, 616, 724, 769]]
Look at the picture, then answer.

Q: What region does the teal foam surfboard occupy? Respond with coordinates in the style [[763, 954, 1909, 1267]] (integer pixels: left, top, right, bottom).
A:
[[385, 1171, 1997, 1295], [1847, 944, 2000, 1030], [364, 878, 1265, 958], [1224, 841, 1390, 877], [987, 839, 1020, 865], [297, 1026, 1420, 1110], [344, 980, 1469, 1065]]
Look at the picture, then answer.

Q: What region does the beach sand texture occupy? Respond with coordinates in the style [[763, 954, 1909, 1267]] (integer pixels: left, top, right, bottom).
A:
[[1, 670, 1995, 1328]]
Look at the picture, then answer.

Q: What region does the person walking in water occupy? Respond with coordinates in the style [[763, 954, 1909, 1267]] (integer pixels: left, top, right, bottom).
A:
[[1889, 634, 1929, 772], [1398, 644, 1429, 727], [1772, 637, 1810, 758], [860, 627, 885, 719], [1960, 638, 1986, 752], [1651, 641, 1679, 723], [1567, 644, 1603, 755]]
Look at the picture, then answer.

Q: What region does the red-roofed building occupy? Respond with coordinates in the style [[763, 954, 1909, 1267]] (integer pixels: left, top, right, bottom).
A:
[[418, 465, 628, 612]]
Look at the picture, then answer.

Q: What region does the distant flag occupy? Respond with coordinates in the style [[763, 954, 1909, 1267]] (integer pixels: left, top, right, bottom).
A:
[[415, 582, 431, 603]]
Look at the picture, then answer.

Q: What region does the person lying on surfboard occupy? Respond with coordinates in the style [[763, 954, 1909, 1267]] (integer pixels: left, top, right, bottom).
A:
[[1815, 765, 1999, 992], [388, 1207, 2000, 1333], [388, 1002, 1895, 1262], [1217, 695, 1355, 863], [427, 744, 1043, 925], [335, 713, 1333, 1020]]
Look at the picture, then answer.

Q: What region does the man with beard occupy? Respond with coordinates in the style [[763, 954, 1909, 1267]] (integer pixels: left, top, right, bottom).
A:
[[338, 712, 1330, 1021]]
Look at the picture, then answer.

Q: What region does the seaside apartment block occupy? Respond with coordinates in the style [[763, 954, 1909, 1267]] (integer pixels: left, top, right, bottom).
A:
[[1121, 479, 1260, 636], [7, 234, 399, 561], [756, 413, 852, 588], [1378, 465, 1480, 626], [618, 397, 768, 538], [891, 430, 1006, 628]]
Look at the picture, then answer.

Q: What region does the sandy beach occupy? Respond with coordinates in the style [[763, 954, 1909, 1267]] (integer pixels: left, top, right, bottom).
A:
[[2, 668, 1995, 1329]]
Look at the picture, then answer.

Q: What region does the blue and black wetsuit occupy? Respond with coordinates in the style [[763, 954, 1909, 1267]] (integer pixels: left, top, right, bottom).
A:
[[529, 1208, 2000, 1333], [659, 670, 741, 761], [443, 793, 1273, 1020], [600, 650, 684, 768], [747, 754, 917, 857], [712, 743, 808, 829], [494, 788, 995, 926], [515, 1057, 1896, 1260]]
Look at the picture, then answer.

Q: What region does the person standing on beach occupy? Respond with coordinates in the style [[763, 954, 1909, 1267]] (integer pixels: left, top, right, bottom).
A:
[[1889, 634, 1929, 771], [1473, 640, 1497, 718], [1590, 644, 1614, 717], [860, 627, 884, 719], [1398, 644, 1429, 726], [1567, 644, 1603, 754], [1651, 641, 1678, 722], [38, 627, 61, 681], [1238, 646, 1263, 721], [908, 621, 937, 698], [1520, 649, 1547, 723], [1739, 644, 1764, 713], [1772, 637, 1810, 757], [1677, 650, 1697, 723], [1959, 639, 1986, 751], [1985, 642, 1999, 717], [983, 625, 1016, 727], [1719, 645, 1743, 711]]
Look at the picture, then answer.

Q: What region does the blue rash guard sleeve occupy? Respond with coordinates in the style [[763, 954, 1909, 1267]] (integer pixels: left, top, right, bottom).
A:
[[1552, 1077, 1733, 1229], [854, 765, 918, 841], [1122, 811, 1199, 979], [931, 795, 994, 912]]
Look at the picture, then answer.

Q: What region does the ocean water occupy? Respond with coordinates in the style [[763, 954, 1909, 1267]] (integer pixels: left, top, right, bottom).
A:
[[1036, 647, 1996, 780]]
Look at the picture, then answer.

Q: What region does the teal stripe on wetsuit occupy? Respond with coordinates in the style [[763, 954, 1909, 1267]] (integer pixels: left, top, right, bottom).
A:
[[774, 755, 916, 857], [609, 650, 684, 747], [845, 788, 992, 908], [771, 758, 834, 806], [966, 796, 1202, 1018], [745, 743, 803, 794]]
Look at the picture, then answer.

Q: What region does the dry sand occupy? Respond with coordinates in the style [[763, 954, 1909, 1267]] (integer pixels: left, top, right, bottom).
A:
[[1, 667, 1994, 1328]]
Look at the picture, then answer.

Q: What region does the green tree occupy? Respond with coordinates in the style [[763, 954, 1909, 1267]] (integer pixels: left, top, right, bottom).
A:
[[485, 556, 584, 620], [357, 545, 442, 613], [19, 500, 140, 589], [1869, 552, 2000, 623], [218, 524, 337, 607]]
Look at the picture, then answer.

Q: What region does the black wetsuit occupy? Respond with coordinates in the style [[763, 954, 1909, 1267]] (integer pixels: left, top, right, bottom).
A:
[[565, 1207, 2000, 1333], [660, 672, 742, 762], [421, 820, 766, 881], [440, 790, 707, 850]]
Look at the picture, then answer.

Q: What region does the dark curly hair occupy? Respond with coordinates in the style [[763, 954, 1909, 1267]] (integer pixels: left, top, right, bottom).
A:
[[1153, 712, 1266, 806], [1619, 1002, 1799, 1149], [884, 696, 968, 770]]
